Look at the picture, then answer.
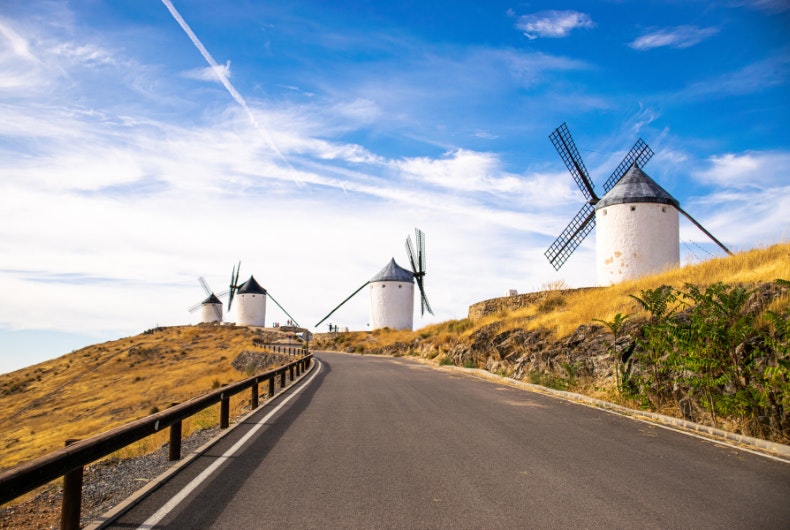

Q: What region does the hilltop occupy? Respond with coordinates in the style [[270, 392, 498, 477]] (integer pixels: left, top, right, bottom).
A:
[[311, 242, 790, 443], [0, 324, 302, 471]]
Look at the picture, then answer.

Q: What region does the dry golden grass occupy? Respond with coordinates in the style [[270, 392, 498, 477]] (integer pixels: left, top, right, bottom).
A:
[[314, 241, 790, 351], [525, 241, 790, 338], [0, 324, 299, 471]]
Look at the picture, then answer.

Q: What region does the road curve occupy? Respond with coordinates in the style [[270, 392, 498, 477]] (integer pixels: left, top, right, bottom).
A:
[[106, 351, 790, 529]]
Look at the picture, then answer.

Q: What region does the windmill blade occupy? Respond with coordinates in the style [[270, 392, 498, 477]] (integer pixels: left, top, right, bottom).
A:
[[602, 139, 654, 193], [188, 301, 202, 313], [550, 123, 598, 203], [544, 203, 596, 271], [198, 276, 212, 296], [227, 261, 241, 311], [677, 207, 733, 256], [405, 236, 419, 275], [416, 228, 426, 273], [267, 291, 300, 328], [212, 303, 223, 321], [415, 277, 434, 316], [314, 281, 370, 328]]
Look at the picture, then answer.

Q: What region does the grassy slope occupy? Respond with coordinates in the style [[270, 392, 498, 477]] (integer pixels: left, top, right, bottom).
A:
[[0, 324, 297, 471], [318, 242, 789, 351]]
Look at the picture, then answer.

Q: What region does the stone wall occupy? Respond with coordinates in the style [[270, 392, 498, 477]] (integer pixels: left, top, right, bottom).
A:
[[468, 288, 599, 320]]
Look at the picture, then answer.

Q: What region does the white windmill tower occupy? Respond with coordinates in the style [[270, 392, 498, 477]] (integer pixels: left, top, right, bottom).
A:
[[188, 276, 223, 323], [544, 123, 731, 285], [594, 163, 680, 284], [369, 259, 416, 330], [315, 228, 434, 331], [225, 262, 302, 328]]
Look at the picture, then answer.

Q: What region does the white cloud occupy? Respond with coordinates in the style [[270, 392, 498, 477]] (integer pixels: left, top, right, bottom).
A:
[[516, 10, 595, 40], [0, 18, 36, 60], [693, 151, 790, 188], [629, 26, 719, 50]]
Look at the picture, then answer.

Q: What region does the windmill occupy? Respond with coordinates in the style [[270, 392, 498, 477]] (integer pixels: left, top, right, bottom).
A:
[[188, 276, 224, 323], [227, 261, 302, 327], [315, 228, 434, 331], [544, 122, 732, 285]]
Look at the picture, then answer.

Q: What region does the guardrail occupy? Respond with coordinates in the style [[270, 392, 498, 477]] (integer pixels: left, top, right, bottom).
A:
[[0, 353, 313, 530], [252, 341, 306, 356]]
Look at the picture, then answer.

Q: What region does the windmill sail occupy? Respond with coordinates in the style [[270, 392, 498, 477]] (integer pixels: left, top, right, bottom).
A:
[[544, 203, 596, 271], [406, 228, 433, 316], [602, 139, 654, 193], [227, 261, 241, 310], [550, 122, 597, 202], [544, 123, 654, 271]]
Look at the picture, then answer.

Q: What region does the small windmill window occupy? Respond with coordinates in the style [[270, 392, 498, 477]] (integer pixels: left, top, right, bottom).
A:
[[662, 206, 667, 213], [630, 206, 636, 211]]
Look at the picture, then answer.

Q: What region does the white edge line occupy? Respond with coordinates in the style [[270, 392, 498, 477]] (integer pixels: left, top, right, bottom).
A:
[[136, 360, 322, 529]]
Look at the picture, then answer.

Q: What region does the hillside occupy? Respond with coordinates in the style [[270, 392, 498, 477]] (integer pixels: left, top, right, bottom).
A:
[[311, 242, 790, 443], [0, 324, 302, 472]]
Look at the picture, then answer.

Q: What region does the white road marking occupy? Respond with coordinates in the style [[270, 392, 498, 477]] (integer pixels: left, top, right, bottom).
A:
[[137, 361, 322, 529]]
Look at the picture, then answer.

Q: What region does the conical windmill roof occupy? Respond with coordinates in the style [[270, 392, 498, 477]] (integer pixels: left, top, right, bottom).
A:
[[370, 258, 414, 283], [595, 163, 679, 209], [237, 275, 267, 295], [202, 293, 222, 305]]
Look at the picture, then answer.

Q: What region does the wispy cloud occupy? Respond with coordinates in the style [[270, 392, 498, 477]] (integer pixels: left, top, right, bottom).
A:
[[729, 0, 790, 14], [629, 25, 719, 50], [182, 61, 231, 82], [516, 10, 595, 40], [678, 55, 788, 99], [692, 150, 790, 188]]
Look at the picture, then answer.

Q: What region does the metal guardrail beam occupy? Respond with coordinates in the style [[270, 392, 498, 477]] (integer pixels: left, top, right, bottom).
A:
[[0, 354, 313, 508]]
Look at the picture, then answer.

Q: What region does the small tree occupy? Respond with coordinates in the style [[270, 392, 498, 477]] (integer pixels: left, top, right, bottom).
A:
[[594, 312, 632, 392]]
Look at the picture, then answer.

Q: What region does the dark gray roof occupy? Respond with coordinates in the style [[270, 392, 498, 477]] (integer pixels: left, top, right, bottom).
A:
[[595, 163, 679, 209], [237, 275, 267, 295], [202, 293, 222, 305], [370, 258, 414, 283]]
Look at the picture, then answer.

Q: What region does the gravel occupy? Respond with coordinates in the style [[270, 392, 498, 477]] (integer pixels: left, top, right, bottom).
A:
[[1, 366, 303, 529], [0, 426, 223, 529]]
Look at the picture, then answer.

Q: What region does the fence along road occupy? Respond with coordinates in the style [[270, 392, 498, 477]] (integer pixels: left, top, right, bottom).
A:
[[105, 351, 790, 529]]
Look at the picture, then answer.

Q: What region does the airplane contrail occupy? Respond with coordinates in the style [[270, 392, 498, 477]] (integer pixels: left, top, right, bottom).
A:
[[160, 0, 299, 182]]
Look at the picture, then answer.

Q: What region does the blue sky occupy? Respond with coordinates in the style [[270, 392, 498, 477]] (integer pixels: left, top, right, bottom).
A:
[[1, 0, 788, 373]]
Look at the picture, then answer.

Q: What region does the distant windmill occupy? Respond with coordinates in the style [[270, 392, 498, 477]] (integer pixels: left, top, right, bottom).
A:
[[544, 122, 731, 285], [188, 276, 224, 323], [227, 261, 301, 327], [315, 228, 434, 331]]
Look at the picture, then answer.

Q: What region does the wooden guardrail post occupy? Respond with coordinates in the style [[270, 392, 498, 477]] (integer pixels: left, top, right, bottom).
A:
[[61, 439, 82, 530], [169, 420, 182, 461], [251, 380, 259, 409], [289, 365, 295, 380], [220, 394, 230, 429], [280, 369, 286, 388], [268, 376, 275, 397]]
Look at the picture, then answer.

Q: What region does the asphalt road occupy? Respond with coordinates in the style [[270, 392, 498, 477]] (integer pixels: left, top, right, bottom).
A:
[[106, 351, 790, 529]]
